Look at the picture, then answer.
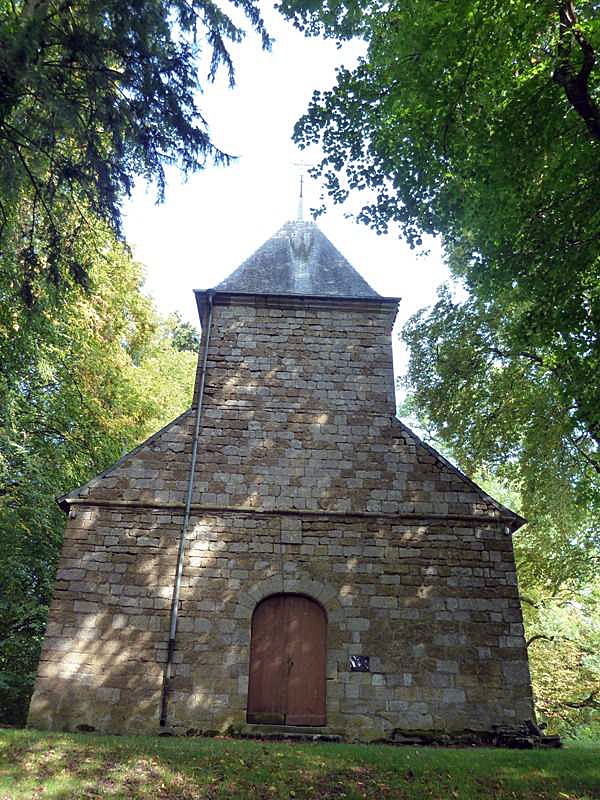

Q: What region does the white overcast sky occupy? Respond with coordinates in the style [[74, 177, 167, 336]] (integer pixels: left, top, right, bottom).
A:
[[121, 4, 450, 377]]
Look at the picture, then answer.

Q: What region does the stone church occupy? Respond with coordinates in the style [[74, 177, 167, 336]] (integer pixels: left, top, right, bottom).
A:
[[28, 220, 534, 740]]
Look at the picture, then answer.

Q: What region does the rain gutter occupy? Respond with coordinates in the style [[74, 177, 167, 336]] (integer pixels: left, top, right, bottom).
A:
[[159, 290, 214, 728]]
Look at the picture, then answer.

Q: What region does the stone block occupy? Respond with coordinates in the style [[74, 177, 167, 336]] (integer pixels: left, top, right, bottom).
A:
[[347, 618, 370, 632], [442, 688, 466, 704], [370, 596, 397, 609], [74, 601, 99, 613], [436, 660, 459, 674], [56, 569, 86, 581], [502, 661, 531, 686]]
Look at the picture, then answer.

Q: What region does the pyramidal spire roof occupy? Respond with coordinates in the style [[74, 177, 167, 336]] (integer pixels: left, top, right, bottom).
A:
[[213, 220, 381, 299]]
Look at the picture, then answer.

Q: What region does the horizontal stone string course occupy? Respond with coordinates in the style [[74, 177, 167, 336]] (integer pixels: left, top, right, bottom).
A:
[[64, 498, 515, 526]]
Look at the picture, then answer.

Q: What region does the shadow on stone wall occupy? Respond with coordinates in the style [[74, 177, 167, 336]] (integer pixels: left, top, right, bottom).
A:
[[27, 302, 531, 737]]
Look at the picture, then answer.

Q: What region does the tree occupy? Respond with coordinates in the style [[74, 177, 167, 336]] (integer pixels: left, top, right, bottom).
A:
[[279, 0, 600, 527], [0, 216, 198, 723], [280, 0, 599, 439], [169, 312, 202, 353], [0, 0, 269, 304], [523, 579, 600, 732]]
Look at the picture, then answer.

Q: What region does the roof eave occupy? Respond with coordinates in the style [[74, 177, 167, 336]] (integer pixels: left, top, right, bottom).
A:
[[195, 288, 400, 305]]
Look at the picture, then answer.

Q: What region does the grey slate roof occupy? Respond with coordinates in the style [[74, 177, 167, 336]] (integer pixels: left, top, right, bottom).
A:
[[214, 220, 381, 298]]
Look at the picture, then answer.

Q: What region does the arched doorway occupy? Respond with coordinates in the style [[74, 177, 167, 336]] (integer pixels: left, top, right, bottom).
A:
[[247, 594, 327, 726]]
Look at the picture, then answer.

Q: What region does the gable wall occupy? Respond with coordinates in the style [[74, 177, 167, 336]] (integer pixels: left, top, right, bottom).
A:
[[73, 299, 506, 519], [28, 297, 533, 738]]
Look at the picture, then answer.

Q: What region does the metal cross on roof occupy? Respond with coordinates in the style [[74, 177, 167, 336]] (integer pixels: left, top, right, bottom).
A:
[[293, 161, 312, 222]]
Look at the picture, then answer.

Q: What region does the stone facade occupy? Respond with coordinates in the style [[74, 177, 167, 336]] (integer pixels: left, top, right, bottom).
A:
[[28, 228, 534, 740]]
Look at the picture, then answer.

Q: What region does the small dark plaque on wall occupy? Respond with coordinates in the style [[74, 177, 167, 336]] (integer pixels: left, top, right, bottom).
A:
[[349, 656, 370, 672]]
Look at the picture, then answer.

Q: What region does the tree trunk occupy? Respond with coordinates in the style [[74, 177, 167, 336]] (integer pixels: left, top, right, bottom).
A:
[[553, 1, 600, 142]]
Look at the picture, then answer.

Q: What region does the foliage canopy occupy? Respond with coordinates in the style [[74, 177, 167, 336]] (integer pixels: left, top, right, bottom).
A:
[[281, 0, 599, 454], [280, 0, 600, 528], [0, 0, 269, 305]]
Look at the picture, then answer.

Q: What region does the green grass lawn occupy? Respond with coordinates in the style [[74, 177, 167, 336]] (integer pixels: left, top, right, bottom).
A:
[[1, 728, 599, 800]]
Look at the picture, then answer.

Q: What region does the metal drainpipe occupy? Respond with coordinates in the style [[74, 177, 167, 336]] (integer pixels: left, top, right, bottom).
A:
[[160, 290, 214, 728]]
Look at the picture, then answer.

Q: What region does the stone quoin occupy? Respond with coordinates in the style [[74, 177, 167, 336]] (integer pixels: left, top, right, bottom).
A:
[[28, 221, 535, 740]]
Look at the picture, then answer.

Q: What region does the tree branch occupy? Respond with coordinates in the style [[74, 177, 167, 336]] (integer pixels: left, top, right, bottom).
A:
[[489, 346, 544, 366], [526, 632, 596, 656], [520, 595, 540, 609], [526, 633, 553, 647], [568, 435, 600, 476], [564, 689, 600, 710], [553, 1, 600, 141]]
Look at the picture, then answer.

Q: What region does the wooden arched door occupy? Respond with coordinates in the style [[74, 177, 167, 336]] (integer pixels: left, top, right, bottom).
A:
[[247, 594, 327, 726]]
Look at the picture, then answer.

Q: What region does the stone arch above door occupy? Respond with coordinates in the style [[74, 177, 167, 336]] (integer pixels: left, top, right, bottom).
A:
[[236, 576, 343, 621]]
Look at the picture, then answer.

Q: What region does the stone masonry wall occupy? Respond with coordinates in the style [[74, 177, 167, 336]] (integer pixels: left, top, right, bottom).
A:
[[66, 298, 508, 520], [28, 295, 534, 738], [29, 505, 532, 738]]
